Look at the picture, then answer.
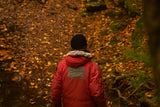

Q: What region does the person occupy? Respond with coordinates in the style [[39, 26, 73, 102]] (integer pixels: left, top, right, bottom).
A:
[[51, 34, 106, 107]]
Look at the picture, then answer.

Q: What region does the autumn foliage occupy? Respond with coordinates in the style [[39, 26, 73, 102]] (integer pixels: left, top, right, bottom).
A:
[[0, 0, 158, 106]]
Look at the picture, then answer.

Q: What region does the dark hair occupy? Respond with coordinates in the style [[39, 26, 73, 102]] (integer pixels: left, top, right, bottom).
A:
[[71, 34, 87, 50]]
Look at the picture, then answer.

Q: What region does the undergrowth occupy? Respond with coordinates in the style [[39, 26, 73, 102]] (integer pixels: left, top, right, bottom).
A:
[[122, 16, 158, 106]]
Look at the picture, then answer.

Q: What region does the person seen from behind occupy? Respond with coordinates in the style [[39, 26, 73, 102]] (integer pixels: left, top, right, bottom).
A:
[[51, 34, 107, 107]]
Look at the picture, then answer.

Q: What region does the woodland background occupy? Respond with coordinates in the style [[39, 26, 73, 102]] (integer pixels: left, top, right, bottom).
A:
[[0, 0, 159, 106]]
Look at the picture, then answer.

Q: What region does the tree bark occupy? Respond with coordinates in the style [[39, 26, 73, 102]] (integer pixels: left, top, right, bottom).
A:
[[144, 0, 160, 103]]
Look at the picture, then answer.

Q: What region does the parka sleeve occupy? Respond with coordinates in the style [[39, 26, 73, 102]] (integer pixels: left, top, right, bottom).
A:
[[89, 63, 107, 107], [51, 61, 63, 107]]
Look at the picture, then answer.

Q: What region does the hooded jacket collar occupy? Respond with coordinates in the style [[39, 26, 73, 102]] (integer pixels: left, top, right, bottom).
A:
[[66, 50, 92, 58], [66, 51, 92, 67]]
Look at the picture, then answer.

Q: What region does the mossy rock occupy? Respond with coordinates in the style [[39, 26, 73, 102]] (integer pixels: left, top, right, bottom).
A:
[[111, 0, 142, 17], [124, 0, 142, 17], [105, 9, 121, 20], [85, 1, 107, 12]]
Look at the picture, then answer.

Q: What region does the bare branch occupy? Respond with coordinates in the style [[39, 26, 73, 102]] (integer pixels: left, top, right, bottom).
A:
[[111, 88, 128, 101]]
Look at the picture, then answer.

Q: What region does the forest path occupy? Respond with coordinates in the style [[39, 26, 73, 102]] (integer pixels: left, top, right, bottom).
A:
[[0, 0, 143, 106]]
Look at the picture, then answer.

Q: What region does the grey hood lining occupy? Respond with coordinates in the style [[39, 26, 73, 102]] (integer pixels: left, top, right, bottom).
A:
[[66, 51, 92, 58]]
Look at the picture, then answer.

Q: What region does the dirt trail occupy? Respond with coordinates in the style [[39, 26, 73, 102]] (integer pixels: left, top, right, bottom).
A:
[[1, 0, 109, 106], [0, 0, 143, 106]]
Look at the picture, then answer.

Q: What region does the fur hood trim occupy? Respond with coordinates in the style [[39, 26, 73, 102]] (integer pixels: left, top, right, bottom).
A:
[[66, 51, 92, 58]]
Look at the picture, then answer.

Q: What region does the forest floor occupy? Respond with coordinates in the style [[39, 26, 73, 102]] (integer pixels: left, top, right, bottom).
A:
[[0, 0, 153, 106]]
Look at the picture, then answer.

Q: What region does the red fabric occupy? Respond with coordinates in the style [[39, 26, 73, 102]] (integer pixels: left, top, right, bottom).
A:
[[51, 55, 106, 107]]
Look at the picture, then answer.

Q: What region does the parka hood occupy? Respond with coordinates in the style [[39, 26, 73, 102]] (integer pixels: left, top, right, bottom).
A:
[[66, 51, 92, 67]]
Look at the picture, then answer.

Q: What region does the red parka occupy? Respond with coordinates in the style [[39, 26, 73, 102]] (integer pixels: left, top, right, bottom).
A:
[[51, 51, 106, 107]]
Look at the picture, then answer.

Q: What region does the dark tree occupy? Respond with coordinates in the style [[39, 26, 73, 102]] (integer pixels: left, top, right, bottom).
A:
[[144, 0, 160, 104]]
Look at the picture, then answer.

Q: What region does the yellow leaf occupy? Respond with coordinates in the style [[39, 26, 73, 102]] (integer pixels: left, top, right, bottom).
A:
[[43, 54, 46, 57], [7, 36, 12, 39], [4, 27, 7, 31], [48, 61, 51, 65], [42, 8, 45, 12], [56, 4, 60, 7], [43, 96, 47, 99], [10, 61, 16, 68], [107, 101, 112, 104], [0, 45, 4, 47], [106, 63, 110, 67], [19, 71, 25, 77], [30, 27, 34, 30], [30, 101, 35, 104], [107, 68, 112, 72], [107, 75, 111, 78], [30, 82, 35, 86], [145, 92, 152, 98], [60, 52, 63, 55], [38, 78, 41, 81], [23, 3, 27, 5], [12, 77, 18, 81], [8, 56, 12, 59], [15, 70, 19, 72], [0, 8, 3, 12], [29, 71, 32, 74], [105, 42, 109, 46], [45, 91, 48, 94], [34, 85, 38, 88], [38, 90, 42, 95], [47, 84, 51, 87], [35, 57, 39, 60], [12, 66, 16, 69]]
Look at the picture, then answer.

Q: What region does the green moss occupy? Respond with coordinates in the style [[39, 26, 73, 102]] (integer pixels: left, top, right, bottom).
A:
[[123, 16, 151, 67], [131, 16, 144, 49], [129, 71, 152, 87], [126, 70, 153, 102], [80, 9, 87, 17], [124, 0, 142, 17], [152, 95, 160, 106], [109, 20, 126, 33], [115, 0, 143, 17], [123, 47, 151, 67]]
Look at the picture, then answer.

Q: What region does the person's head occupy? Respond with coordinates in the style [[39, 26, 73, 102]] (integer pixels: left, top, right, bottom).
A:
[[71, 34, 87, 51]]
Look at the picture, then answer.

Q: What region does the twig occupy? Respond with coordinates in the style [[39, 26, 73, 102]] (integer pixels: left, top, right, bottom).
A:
[[124, 85, 132, 92], [111, 88, 128, 101], [112, 74, 128, 84], [127, 82, 145, 98]]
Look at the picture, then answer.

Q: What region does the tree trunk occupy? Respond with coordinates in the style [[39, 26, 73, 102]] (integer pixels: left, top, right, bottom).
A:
[[144, 0, 160, 103]]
